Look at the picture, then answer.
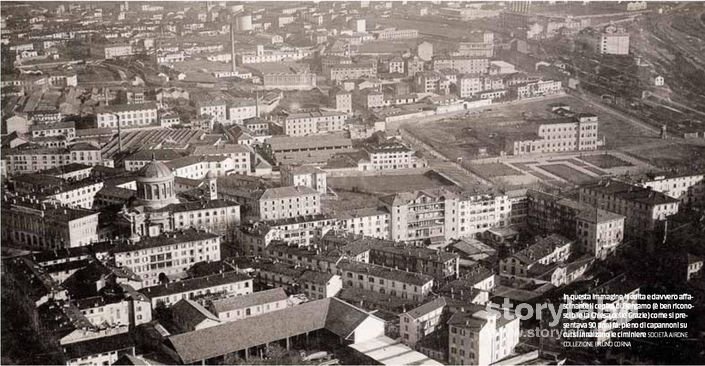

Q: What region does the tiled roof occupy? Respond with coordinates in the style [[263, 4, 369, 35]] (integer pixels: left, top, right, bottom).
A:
[[209, 287, 288, 314], [167, 297, 375, 363]]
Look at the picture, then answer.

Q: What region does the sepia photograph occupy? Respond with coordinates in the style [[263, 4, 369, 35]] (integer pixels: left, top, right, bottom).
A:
[[0, 0, 704, 365]]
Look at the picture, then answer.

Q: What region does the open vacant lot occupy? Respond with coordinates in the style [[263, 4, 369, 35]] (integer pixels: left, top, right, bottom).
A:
[[467, 163, 523, 179], [628, 142, 705, 171], [538, 164, 600, 185], [578, 154, 634, 169], [406, 95, 660, 163], [328, 173, 453, 194]]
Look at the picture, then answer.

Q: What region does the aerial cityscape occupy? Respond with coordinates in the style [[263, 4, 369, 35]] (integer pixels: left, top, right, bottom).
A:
[[1, 1, 704, 365]]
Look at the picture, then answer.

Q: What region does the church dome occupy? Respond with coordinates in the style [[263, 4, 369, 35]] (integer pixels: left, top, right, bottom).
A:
[[138, 159, 173, 179]]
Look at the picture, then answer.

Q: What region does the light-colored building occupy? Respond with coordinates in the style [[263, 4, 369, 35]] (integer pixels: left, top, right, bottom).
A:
[[634, 172, 705, 205], [515, 80, 562, 99], [362, 142, 414, 171], [340, 261, 434, 302], [96, 103, 159, 129], [280, 164, 327, 195], [280, 110, 348, 136], [256, 186, 321, 221], [579, 180, 680, 237], [329, 87, 352, 113], [576, 208, 625, 258], [1, 196, 99, 249], [337, 208, 391, 240], [207, 287, 289, 321], [113, 229, 221, 287], [327, 62, 376, 82], [300, 271, 343, 299], [505, 113, 599, 155], [140, 271, 253, 308], [499, 234, 573, 277], [433, 57, 489, 74], [447, 307, 521, 366], [381, 188, 511, 244], [400, 297, 447, 348], [598, 25, 630, 55]]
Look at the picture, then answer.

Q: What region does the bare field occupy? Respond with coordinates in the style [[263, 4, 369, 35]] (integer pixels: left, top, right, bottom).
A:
[[406, 95, 660, 162], [627, 142, 705, 171], [578, 154, 634, 169], [537, 164, 600, 185], [328, 173, 452, 194], [467, 163, 523, 179]]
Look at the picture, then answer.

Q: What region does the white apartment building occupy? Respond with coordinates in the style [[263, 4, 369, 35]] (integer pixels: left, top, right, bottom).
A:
[[1, 198, 100, 249], [29, 121, 76, 139], [76, 290, 152, 328], [193, 98, 227, 123], [280, 164, 327, 195], [579, 180, 680, 236], [599, 25, 630, 55], [256, 186, 321, 221], [112, 229, 221, 287], [400, 297, 446, 347], [381, 188, 510, 244], [340, 261, 434, 302], [500, 234, 572, 277], [2, 145, 104, 175], [337, 208, 391, 240], [448, 308, 521, 366], [515, 80, 562, 99], [96, 102, 159, 129], [236, 46, 312, 64], [166, 156, 240, 179], [362, 142, 414, 171], [635, 172, 705, 204], [191, 145, 251, 175], [281, 110, 348, 136], [207, 287, 289, 321], [140, 272, 253, 308], [227, 98, 257, 125], [507, 114, 599, 155], [576, 208, 625, 258], [433, 57, 489, 74], [300, 271, 343, 299]]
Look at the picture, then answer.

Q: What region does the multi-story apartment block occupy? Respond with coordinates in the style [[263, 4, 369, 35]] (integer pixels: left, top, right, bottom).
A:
[[337, 208, 391, 240], [207, 287, 289, 321], [227, 98, 257, 124], [329, 87, 352, 113], [112, 229, 221, 287], [235, 46, 312, 64], [2, 145, 103, 175], [458, 75, 484, 98], [579, 180, 680, 237], [499, 234, 573, 277], [400, 297, 447, 348], [167, 200, 242, 242], [340, 261, 434, 302], [447, 307, 521, 366], [93, 43, 133, 59], [633, 172, 705, 205], [191, 145, 252, 175], [280, 110, 348, 136], [96, 102, 159, 129], [354, 90, 385, 109], [140, 272, 253, 308], [166, 156, 239, 179], [2, 196, 99, 249], [576, 208, 625, 258], [598, 25, 630, 55], [372, 28, 419, 40], [14, 175, 103, 209], [515, 80, 562, 99], [238, 214, 335, 254], [280, 164, 327, 195], [256, 186, 321, 221], [300, 271, 343, 299], [76, 287, 152, 328], [192, 95, 227, 123], [381, 188, 510, 244], [505, 113, 599, 155], [29, 121, 76, 139], [415, 71, 451, 94], [433, 57, 489, 74], [327, 62, 376, 82], [362, 142, 414, 171]]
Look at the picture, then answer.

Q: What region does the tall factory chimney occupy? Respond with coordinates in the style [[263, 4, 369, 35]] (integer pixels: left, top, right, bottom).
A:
[[231, 21, 237, 73]]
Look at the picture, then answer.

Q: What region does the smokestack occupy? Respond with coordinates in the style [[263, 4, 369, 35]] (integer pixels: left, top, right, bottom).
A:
[[231, 21, 236, 74]]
